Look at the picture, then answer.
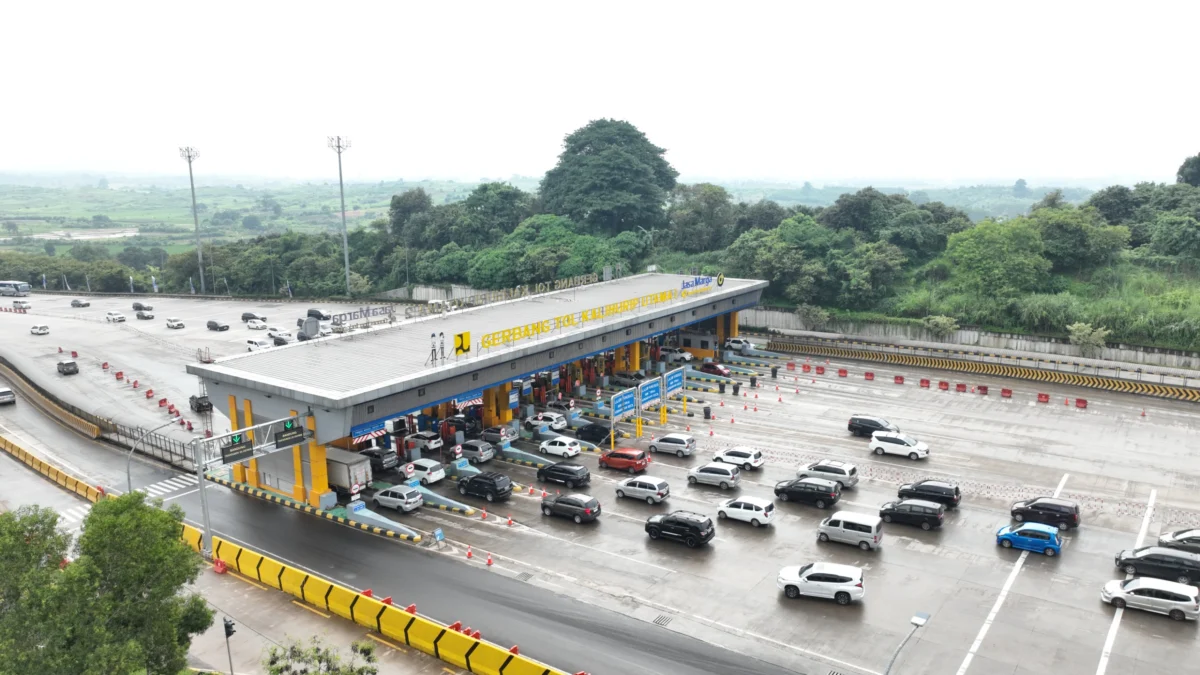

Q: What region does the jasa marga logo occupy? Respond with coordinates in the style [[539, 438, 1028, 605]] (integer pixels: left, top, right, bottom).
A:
[[680, 276, 715, 297]]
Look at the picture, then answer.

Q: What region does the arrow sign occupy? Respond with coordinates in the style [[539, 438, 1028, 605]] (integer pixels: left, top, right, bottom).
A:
[[274, 418, 306, 448], [221, 433, 254, 463]]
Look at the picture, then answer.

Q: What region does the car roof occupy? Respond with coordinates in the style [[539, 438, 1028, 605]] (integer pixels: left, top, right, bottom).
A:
[[699, 462, 735, 470], [795, 476, 838, 487], [814, 459, 852, 468], [913, 479, 956, 489], [853, 414, 887, 421], [662, 433, 692, 441], [668, 510, 709, 522], [463, 439, 488, 447], [1131, 546, 1200, 560], [732, 495, 772, 507], [872, 430, 904, 438], [808, 562, 863, 578], [477, 471, 506, 480], [551, 462, 586, 472], [623, 475, 667, 485], [1125, 576, 1200, 595], [1167, 528, 1200, 538], [1014, 523, 1060, 534], [610, 447, 642, 455], [724, 445, 755, 452], [897, 499, 943, 509], [412, 458, 440, 467], [1029, 497, 1077, 507], [565, 493, 596, 501]]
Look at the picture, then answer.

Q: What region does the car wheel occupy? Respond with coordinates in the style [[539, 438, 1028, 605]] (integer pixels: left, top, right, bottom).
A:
[[921, 521, 932, 531], [1111, 598, 1126, 609], [688, 476, 697, 484], [648, 528, 661, 540], [1013, 513, 1025, 522], [649, 445, 658, 453], [719, 482, 729, 490], [718, 511, 727, 520], [685, 537, 698, 548], [908, 452, 919, 461], [1000, 539, 1013, 548], [858, 541, 871, 551], [536, 473, 545, 482], [1124, 564, 1137, 575], [616, 490, 625, 499], [751, 519, 761, 527], [1043, 547, 1056, 557], [565, 480, 575, 489], [883, 515, 892, 523], [779, 493, 790, 502], [743, 463, 753, 471], [815, 500, 827, 509], [458, 485, 467, 495], [835, 592, 851, 606], [486, 493, 495, 503], [627, 467, 636, 475], [469, 457, 477, 465], [420, 478, 428, 486], [836, 482, 845, 490], [1057, 522, 1069, 531], [1177, 575, 1191, 585], [785, 585, 800, 599], [573, 515, 583, 524], [372, 500, 380, 508], [540, 447, 547, 454], [676, 450, 685, 458], [1170, 609, 1186, 621], [646, 496, 656, 505], [542, 506, 552, 516], [818, 533, 829, 542], [874, 447, 884, 455]]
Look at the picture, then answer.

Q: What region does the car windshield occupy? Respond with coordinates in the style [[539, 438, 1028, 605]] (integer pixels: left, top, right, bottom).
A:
[[562, 465, 586, 475], [424, 462, 443, 472], [898, 435, 918, 445], [1119, 579, 1137, 590]]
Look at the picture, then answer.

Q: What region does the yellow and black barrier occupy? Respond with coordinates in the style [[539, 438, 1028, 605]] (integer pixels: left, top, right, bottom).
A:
[[210, 534, 569, 675], [769, 341, 1200, 403], [207, 474, 421, 543], [0, 436, 104, 502], [0, 362, 101, 438]]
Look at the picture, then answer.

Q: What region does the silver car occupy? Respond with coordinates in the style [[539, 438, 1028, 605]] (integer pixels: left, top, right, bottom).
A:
[[481, 426, 517, 444], [460, 439, 495, 464], [615, 476, 671, 504], [796, 459, 860, 489], [1101, 577, 1199, 621], [687, 462, 740, 490], [648, 433, 696, 458], [372, 485, 423, 513]]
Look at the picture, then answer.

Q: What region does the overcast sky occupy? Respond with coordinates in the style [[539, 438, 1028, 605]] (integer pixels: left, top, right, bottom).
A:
[[4, 1, 1196, 186]]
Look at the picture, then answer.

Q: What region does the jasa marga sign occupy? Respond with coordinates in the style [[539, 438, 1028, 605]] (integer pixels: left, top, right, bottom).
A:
[[680, 273, 724, 298]]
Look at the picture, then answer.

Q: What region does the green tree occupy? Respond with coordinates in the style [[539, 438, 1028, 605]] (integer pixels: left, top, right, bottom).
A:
[[91, 214, 112, 224], [666, 183, 735, 252], [1067, 322, 1111, 358], [1150, 214, 1200, 258], [817, 187, 900, 238], [1086, 185, 1137, 224], [265, 637, 378, 675], [831, 241, 907, 306], [462, 182, 532, 245], [730, 200, 787, 239], [1178, 152, 1200, 187], [1028, 207, 1129, 271], [944, 219, 1051, 297], [388, 188, 433, 238], [243, 214, 263, 230], [539, 119, 678, 235], [1013, 179, 1029, 197], [1031, 189, 1066, 211], [68, 241, 111, 262], [43, 241, 55, 256], [922, 315, 959, 339]]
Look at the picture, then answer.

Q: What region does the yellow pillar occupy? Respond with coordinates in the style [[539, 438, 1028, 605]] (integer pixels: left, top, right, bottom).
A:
[[482, 387, 496, 428], [242, 399, 255, 441], [305, 414, 329, 507], [232, 463, 246, 483], [228, 395, 239, 430], [730, 311, 739, 338], [246, 458, 260, 488], [289, 409, 306, 502], [631, 341, 641, 372], [716, 314, 726, 352], [499, 382, 513, 424]]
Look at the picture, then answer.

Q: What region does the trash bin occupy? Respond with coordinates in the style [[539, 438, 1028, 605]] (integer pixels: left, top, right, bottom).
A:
[[771, 365, 779, 379], [703, 406, 712, 420], [750, 375, 758, 388], [732, 382, 741, 397], [719, 382, 726, 394]]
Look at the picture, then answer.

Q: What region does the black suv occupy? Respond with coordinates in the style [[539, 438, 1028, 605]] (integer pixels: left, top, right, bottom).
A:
[[132, 302, 153, 311], [575, 423, 613, 445], [541, 493, 601, 523], [458, 472, 513, 503], [774, 477, 841, 509], [359, 447, 399, 472], [880, 499, 945, 530], [241, 312, 266, 322], [848, 415, 898, 437], [536, 462, 590, 488], [898, 479, 962, 508], [1116, 546, 1200, 585], [646, 511, 715, 548], [206, 320, 229, 331], [70, 299, 90, 308], [135, 310, 154, 320], [1011, 497, 1080, 530]]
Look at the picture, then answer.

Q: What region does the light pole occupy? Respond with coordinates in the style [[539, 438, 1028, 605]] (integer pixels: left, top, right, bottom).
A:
[[126, 419, 181, 494], [884, 611, 930, 675], [327, 136, 353, 296], [180, 147, 205, 294]]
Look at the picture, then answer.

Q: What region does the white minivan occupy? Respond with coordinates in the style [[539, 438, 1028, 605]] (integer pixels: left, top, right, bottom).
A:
[[246, 338, 273, 352], [13, 300, 32, 310], [818, 511, 884, 550]]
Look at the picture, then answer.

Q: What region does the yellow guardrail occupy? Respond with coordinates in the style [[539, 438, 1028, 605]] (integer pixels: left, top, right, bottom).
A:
[[0, 435, 104, 502], [0, 362, 101, 438]]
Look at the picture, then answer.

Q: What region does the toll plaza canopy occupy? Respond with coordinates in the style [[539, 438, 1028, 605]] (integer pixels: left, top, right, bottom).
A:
[[188, 272, 767, 443]]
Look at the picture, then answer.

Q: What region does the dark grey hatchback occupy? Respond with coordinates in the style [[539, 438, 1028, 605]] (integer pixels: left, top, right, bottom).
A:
[[542, 494, 601, 524]]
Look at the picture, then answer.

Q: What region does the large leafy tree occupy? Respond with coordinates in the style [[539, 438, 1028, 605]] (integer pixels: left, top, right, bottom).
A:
[[1028, 206, 1130, 271], [462, 182, 532, 246], [944, 219, 1052, 297], [388, 188, 433, 238], [817, 187, 901, 238], [1150, 214, 1200, 258], [665, 183, 735, 252], [539, 119, 678, 235], [1177, 152, 1200, 187], [1086, 185, 1137, 225]]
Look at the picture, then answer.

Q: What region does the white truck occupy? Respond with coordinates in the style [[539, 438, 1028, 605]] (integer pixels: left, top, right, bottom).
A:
[[325, 448, 373, 500]]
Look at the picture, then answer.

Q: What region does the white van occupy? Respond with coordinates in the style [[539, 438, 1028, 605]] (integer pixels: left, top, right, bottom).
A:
[[13, 300, 31, 310], [246, 338, 273, 352], [818, 511, 884, 551]]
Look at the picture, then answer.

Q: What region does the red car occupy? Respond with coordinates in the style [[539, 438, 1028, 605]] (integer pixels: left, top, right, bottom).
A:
[[598, 448, 650, 474], [699, 362, 731, 377]]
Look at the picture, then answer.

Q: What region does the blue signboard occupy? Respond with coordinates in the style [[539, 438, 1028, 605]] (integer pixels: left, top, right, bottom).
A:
[[455, 458, 470, 469], [664, 368, 685, 395], [350, 500, 366, 513], [551, 370, 560, 385], [508, 388, 519, 410], [407, 478, 421, 488], [521, 380, 532, 394], [611, 388, 636, 420], [434, 528, 445, 542], [638, 378, 662, 409]]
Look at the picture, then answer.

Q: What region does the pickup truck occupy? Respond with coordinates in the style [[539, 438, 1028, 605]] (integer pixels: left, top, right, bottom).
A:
[[189, 395, 214, 413]]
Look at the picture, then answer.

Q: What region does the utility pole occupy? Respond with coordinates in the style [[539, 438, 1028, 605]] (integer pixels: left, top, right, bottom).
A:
[[180, 147, 206, 294], [327, 136, 352, 296]]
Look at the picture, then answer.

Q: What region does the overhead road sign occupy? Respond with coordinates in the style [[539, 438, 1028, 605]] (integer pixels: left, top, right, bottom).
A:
[[274, 418, 306, 448], [221, 433, 254, 463]]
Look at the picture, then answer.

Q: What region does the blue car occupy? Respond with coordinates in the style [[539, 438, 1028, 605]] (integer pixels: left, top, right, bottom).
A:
[[997, 523, 1062, 557]]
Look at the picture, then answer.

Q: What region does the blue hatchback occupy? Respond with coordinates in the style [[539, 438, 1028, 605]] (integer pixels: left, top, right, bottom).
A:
[[997, 523, 1062, 557]]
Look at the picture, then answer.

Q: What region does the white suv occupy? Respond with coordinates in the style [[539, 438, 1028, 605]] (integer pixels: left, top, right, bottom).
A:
[[796, 459, 859, 489], [648, 433, 696, 457], [724, 337, 755, 352], [539, 437, 581, 458], [405, 431, 443, 454], [166, 317, 185, 329], [660, 347, 694, 363], [869, 431, 929, 460], [718, 496, 776, 527], [105, 311, 126, 322], [777, 562, 865, 605], [713, 446, 765, 471]]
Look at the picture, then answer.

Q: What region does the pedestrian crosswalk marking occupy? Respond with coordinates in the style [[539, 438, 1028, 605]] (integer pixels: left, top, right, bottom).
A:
[[59, 504, 91, 524], [137, 474, 200, 497]]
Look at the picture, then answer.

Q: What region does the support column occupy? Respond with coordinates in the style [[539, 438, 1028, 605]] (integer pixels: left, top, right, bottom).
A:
[[499, 382, 513, 424], [729, 310, 739, 338], [242, 399, 255, 440], [305, 414, 329, 508], [631, 341, 641, 372], [482, 387, 497, 428], [246, 458, 260, 488], [228, 395, 246, 483], [290, 409, 306, 502], [716, 314, 726, 354]]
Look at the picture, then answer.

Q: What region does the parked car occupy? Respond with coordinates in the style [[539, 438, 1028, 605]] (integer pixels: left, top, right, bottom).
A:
[[307, 308, 332, 321], [1011, 497, 1081, 530], [818, 511, 884, 551], [410, 458, 446, 485], [206, 320, 229, 331], [359, 447, 399, 472], [459, 439, 495, 464], [898, 479, 961, 508], [598, 448, 649, 474], [1115, 547, 1200, 585], [541, 493, 601, 523], [536, 462, 590, 488], [404, 431, 444, 455], [777, 562, 865, 605], [189, 395, 213, 413], [0, 388, 14, 405], [615, 476, 670, 504], [56, 360, 79, 375], [70, 299, 90, 308], [879, 499, 944, 530], [697, 362, 731, 377], [247, 319, 267, 330], [525, 411, 567, 431], [645, 511, 714, 548], [458, 472, 513, 503], [660, 347, 694, 363], [132, 302, 153, 311], [443, 415, 481, 438], [609, 371, 647, 388], [724, 337, 756, 351], [796, 459, 859, 489], [30, 325, 49, 335], [539, 437, 581, 458], [135, 310, 154, 320], [481, 426, 517, 444], [246, 338, 272, 352], [870, 431, 929, 460], [372, 485, 423, 513], [647, 432, 695, 457], [774, 477, 841, 509], [1101, 577, 1199, 621], [272, 335, 290, 347], [996, 523, 1062, 556], [241, 312, 267, 322], [1159, 528, 1200, 555], [718, 496, 776, 527], [687, 462, 740, 490], [713, 446, 765, 471], [266, 327, 291, 339], [166, 317, 185, 329], [575, 423, 614, 446], [545, 399, 574, 413], [105, 311, 126, 323], [848, 415, 899, 437]]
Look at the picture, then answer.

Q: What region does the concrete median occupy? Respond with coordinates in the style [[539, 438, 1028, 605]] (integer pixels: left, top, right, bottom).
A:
[[414, 486, 476, 515]]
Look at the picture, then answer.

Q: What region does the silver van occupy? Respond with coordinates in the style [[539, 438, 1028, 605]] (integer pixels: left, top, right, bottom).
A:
[[372, 485, 424, 513], [648, 433, 696, 457], [616, 476, 671, 504], [818, 510, 884, 550], [687, 462, 740, 490]]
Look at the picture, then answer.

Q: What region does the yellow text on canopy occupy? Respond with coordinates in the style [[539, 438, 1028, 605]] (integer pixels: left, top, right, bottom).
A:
[[480, 289, 679, 349]]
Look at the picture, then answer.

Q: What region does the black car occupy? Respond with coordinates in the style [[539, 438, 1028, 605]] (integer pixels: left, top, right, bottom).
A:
[[645, 511, 715, 548], [536, 462, 590, 488], [359, 447, 399, 472], [188, 395, 213, 413], [458, 472, 513, 503], [774, 477, 841, 509], [206, 320, 229, 331], [1159, 528, 1200, 555], [541, 493, 600, 523], [898, 479, 962, 508], [575, 423, 614, 446], [242, 312, 267, 322], [135, 310, 154, 320], [132, 302, 153, 311], [848, 415, 898, 437], [272, 335, 291, 347], [545, 400, 574, 413], [1011, 497, 1080, 530], [296, 331, 311, 341], [307, 308, 331, 320], [1116, 546, 1200, 585], [70, 299, 90, 308], [444, 415, 481, 437], [880, 499, 945, 530]]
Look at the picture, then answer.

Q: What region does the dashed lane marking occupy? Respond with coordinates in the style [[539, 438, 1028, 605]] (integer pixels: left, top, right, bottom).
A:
[[1095, 490, 1157, 675]]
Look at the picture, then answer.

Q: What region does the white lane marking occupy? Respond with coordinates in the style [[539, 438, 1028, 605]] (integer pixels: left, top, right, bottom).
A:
[[163, 488, 200, 502], [142, 484, 169, 496], [162, 477, 193, 490], [59, 505, 92, 523], [956, 472, 1068, 675], [1095, 489, 1156, 675]]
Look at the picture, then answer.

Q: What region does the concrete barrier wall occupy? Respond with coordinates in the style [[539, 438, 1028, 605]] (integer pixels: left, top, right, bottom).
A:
[[0, 361, 101, 438], [0, 435, 104, 502]]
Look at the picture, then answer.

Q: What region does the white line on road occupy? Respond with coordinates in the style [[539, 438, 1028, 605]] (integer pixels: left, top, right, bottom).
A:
[[1095, 489, 1156, 675], [955, 472, 1069, 675], [163, 488, 200, 501]]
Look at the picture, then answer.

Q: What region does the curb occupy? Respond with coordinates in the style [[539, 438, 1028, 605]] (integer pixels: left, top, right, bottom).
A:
[[421, 502, 476, 516], [496, 455, 549, 469]]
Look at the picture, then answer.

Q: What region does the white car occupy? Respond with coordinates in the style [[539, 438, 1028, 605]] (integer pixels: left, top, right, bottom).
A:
[[166, 318, 185, 329], [540, 437, 582, 458], [718, 495, 776, 527], [713, 446, 765, 471], [247, 319, 268, 330], [660, 347, 694, 363], [724, 337, 756, 352], [410, 458, 446, 485], [1101, 576, 1199, 621], [105, 311, 126, 323], [526, 412, 568, 431], [405, 431, 444, 454], [372, 485, 424, 513], [266, 327, 292, 340], [777, 562, 865, 605], [246, 338, 272, 352], [648, 433, 696, 457], [30, 325, 49, 335], [869, 431, 930, 460]]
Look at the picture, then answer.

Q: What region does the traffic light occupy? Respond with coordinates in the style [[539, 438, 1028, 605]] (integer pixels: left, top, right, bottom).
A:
[[223, 618, 236, 638]]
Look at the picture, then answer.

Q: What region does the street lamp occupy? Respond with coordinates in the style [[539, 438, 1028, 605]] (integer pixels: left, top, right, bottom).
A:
[[884, 611, 930, 675], [126, 419, 181, 494]]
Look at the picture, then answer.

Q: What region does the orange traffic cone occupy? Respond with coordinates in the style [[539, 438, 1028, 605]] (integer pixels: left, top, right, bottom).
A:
[[730, 417, 735, 424], [1141, 408, 1146, 417], [753, 405, 758, 412], [507, 515, 514, 527], [709, 428, 714, 436], [541, 489, 548, 498], [528, 485, 535, 495], [743, 404, 748, 410], [777, 396, 782, 403], [486, 553, 494, 567], [466, 546, 473, 560], [481, 509, 488, 520]]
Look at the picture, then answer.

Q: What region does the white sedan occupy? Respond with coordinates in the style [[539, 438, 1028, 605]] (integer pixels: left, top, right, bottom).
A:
[[410, 458, 446, 485], [713, 446, 766, 471], [526, 412, 568, 431], [266, 327, 292, 340], [30, 325, 50, 335], [539, 437, 582, 458], [718, 496, 776, 527], [777, 562, 865, 605], [869, 431, 930, 460], [247, 319, 268, 330]]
